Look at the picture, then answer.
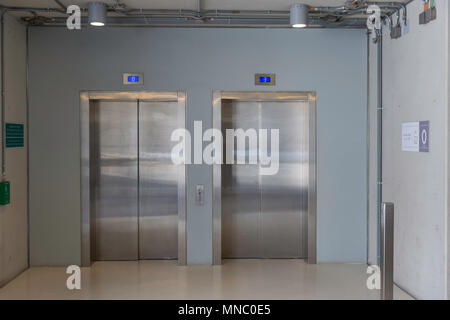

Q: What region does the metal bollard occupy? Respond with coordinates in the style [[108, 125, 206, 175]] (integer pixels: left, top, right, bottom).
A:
[[380, 202, 394, 300]]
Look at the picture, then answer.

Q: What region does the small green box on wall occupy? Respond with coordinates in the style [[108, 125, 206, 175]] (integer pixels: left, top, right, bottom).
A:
[[6, 123, 24, 148], [0, 181, 10, 205]]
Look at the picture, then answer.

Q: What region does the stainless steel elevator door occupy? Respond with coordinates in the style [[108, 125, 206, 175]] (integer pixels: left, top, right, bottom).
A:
[[260, 101, 308, 258], [139, 101, 179, 259], [94, 101, 139, 260], [222, 101, 261, 258], [222, 100, 309, 259], [92, 99, 180, 261]]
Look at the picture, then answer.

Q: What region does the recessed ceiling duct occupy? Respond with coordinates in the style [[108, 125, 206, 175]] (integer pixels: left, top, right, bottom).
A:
[[290, 3, 309, 28]]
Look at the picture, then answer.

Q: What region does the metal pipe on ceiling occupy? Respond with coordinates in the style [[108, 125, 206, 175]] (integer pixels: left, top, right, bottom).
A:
[[33, 15, 368, 29], [0, 5, 66, 13], [54, 0, 67, 11]]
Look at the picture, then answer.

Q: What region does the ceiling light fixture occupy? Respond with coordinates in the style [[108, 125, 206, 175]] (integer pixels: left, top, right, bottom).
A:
[[88, 2, 107, 27], [290, 3, 309, 28]]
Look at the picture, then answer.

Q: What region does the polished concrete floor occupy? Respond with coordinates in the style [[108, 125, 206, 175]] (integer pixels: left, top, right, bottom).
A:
[[0, 259, 412, 300]]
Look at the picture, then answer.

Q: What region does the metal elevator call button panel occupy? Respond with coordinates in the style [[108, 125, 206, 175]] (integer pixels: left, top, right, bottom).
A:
[[196, 185, 204, 205]]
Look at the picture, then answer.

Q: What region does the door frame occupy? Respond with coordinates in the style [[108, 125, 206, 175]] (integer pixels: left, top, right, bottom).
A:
[[80, 91, 187, 266], [212, 91, 317, 265]]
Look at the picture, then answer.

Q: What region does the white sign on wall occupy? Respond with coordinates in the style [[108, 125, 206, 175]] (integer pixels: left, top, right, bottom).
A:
[[402, 121, 430, 152]]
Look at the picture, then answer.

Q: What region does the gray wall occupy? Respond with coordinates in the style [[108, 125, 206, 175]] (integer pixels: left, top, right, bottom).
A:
[[0, 13, 28, 286], [373, 0, 448, 299], [28, 27, 367, 265]]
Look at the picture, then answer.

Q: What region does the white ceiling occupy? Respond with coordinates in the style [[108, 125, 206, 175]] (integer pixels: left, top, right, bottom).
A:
[[0, 0, 407, 11]]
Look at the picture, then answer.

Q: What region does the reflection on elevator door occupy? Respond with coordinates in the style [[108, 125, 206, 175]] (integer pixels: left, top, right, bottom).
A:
[[139, 101, 179, 259], [90, 100, 180, 261], [93, 101, 139, 260], [221, 100, 309, 259]]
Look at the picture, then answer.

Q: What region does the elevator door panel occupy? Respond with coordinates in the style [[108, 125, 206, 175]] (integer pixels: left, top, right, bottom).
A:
[[94, 101, 138, 260], [260, 101, 308, 258], [222, 101, 260, 258], [222, 100, 309, 259], [139, 101, 179, 259]]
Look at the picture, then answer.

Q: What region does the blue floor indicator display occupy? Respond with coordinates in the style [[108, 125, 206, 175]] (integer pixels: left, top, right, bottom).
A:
[[255, 73, 276, 86]]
